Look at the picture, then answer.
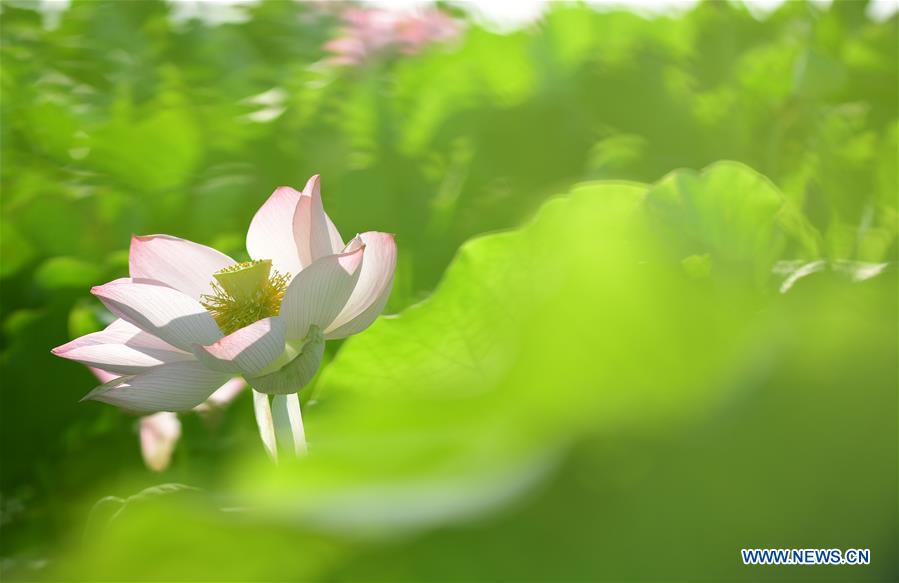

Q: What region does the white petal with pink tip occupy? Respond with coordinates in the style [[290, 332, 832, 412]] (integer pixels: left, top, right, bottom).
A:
[[279, 245, 365, 340], [52, 319, 193, 374], [84, 361, 232, 412], [52, 342, 193, 375], [326, 231, 397, 339], [92, 280, 223, 352], [192, 316, 286, 377], [130, 235, 235, 300], [201, 378, 247, 409], [247, 186, 306, 277], [293, 174, 344, 267], [140, 412, 182, 472], [94, 318, 188, 351]]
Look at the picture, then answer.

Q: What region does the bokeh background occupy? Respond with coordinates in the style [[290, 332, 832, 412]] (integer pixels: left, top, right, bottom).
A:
[[1, 0, 896, 581]]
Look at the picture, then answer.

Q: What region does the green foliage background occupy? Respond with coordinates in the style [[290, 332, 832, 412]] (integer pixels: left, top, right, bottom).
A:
[[0, 1, 896, 580]]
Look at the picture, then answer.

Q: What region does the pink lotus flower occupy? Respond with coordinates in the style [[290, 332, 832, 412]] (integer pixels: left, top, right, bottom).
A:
[[324, 7, 460, 66], [53, 175, 397, 459], [139, 412, 182, 472]]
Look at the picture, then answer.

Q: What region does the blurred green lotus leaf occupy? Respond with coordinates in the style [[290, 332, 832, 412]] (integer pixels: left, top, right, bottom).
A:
[[34, 256, 104, 292], [235, 175, 761, 535], [89, 108, 201, 193], [1, 2, 896, 580], [645, 161, 821, 280], [67, 300, 105, 339]]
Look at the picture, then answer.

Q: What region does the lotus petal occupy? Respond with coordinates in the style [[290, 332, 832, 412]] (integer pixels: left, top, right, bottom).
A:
[[245, 326, 325, 395], [292, 174, 344, 267], [202, 378, 248, 409], [83, 361, 232, 412], [92, 279, 223, 352], [139, 412, 182, 472], [130, 235, 236, 300], [326, 232, 397, 339], [279, 245, 364, 340], [192, 316, 286, 377], [247, 186, 306, 277], [52, 319, 193, 374]]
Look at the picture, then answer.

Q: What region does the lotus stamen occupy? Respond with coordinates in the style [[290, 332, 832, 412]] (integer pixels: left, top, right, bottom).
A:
[[201, 259, 289, 335]]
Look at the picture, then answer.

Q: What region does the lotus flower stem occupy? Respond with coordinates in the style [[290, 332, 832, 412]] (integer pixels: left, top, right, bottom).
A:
[[253, 389, 278, 460], [271, 393, 307, 457]]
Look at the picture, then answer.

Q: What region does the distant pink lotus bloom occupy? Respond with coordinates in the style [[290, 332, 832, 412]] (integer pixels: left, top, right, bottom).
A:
[[139, 412, 181, 472], [324, 7, 460, 65], [53, 175, 397, 460]]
